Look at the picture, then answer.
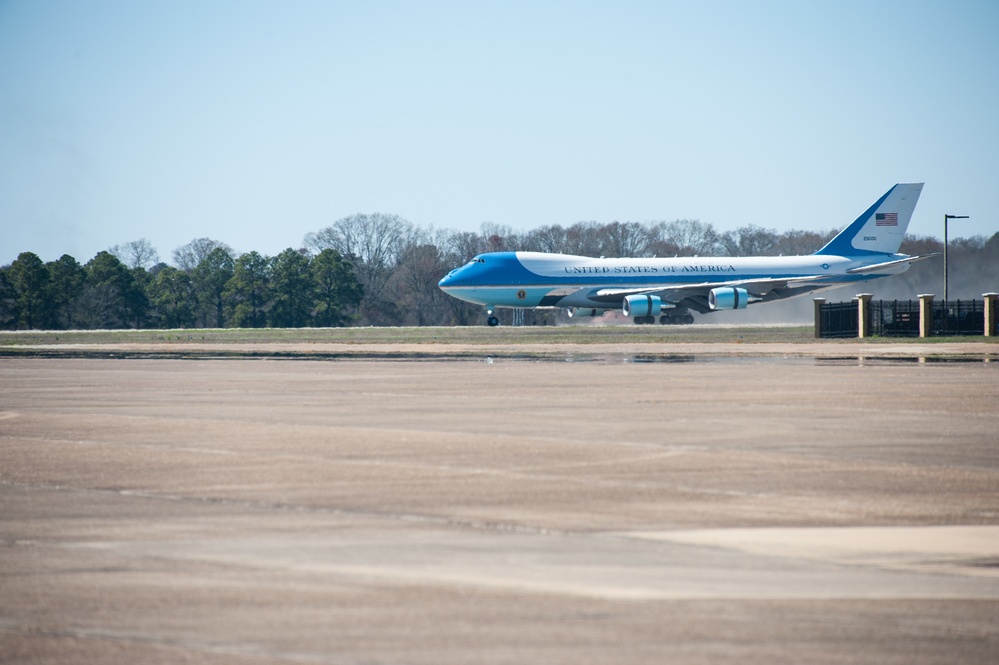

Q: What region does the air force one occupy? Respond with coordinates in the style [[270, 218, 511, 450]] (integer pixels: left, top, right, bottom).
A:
[[439, 183, 929, 326]]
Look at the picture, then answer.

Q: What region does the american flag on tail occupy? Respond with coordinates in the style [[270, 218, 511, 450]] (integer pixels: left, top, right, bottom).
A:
[[875, 212, 898, 226]]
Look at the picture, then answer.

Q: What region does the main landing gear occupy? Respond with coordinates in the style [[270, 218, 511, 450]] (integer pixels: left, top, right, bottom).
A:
[[634, 309, 695, 325]]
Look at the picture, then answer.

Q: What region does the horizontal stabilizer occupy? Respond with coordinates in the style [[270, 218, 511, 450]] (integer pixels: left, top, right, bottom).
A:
[[845, 253, 938, 274]]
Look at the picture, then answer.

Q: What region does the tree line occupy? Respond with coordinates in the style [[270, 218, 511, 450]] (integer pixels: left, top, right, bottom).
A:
[[2, 213, 997, 329], [0, 242, 362, 330]]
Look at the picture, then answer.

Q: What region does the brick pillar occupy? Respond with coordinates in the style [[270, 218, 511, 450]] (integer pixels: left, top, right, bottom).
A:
[[918, 294, 934, 338], [984, 293, 999, 337], [813, 298, 826, 339], [856, 294, 873, 338]]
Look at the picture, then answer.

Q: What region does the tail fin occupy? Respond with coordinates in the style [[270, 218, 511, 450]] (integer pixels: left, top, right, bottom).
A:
[[814, 183, 924, 257]]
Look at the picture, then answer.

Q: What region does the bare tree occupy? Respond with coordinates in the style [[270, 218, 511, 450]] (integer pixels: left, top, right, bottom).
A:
[[109, 238, 160, 270], [303, 213, 414, 307], [74, 283, 120, 329], [522, 224, 569, 253], [719, 225, 779, 257], [773, 229, 839, 255], [599, 221, 650, 258], [441, 230, 488, 263], [647, 219, 720, 256], [392, 243, 452, 326], [477, 222, 522, 253], [563, 221, 606, 257], [172, 238, 235, 271]]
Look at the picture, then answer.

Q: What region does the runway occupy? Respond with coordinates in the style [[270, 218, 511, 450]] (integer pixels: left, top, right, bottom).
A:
[[2, 355, 998, 663]]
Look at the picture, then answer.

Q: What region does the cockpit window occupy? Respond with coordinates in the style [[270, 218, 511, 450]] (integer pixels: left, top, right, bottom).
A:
[[468, 258, 486, 265]]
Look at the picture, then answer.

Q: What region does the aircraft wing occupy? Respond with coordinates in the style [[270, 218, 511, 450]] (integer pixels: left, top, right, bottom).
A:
[[591, 274, 827, 303], [582, 254, 939, 306]]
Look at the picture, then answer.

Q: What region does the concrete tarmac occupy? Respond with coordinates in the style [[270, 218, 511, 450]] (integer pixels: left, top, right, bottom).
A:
[[2, 354, 998, 663]]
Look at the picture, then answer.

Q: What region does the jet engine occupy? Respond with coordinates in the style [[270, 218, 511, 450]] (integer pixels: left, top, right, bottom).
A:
[[622, 294, 662, 317], [566, 307, 602, 318], [708, 287, 749, 310]]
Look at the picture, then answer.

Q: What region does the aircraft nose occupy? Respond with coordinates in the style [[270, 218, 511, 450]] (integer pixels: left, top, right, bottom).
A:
[[438, 270, 457, 288]]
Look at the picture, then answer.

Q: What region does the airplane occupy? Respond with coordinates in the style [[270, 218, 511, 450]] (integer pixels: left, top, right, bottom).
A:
[[438, 183, 929, 326]]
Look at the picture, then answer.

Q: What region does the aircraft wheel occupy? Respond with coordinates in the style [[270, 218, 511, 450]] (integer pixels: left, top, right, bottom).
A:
[[683, 313, 694, 324], [487, 316, 499, 327], [659, 315, 670, 325]]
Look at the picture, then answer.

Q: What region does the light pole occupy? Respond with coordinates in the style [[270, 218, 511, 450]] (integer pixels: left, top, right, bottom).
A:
[[943, 214, 969, 302]]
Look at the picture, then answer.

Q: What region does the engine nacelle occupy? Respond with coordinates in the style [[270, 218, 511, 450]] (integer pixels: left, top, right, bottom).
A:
[[566, 307, 603, 318], [708, 287, 749, 310], [622, 294, 662, 317]]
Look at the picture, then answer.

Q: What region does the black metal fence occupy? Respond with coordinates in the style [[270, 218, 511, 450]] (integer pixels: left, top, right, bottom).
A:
[[930, 300, 986, 336], [869, 300, 921, 337], [818, 300, 858, 338], [819, 298, 992, 338]]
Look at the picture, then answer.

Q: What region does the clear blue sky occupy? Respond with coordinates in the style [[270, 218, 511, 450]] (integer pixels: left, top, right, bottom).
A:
[[2, 0, 997, 266]]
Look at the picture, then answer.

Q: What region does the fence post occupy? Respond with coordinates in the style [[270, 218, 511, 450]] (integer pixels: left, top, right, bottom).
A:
[[813, 298, 826, 338], [856, 294, 873, 338], [918, 294, 934, 338], [985, 293, 999, 337]]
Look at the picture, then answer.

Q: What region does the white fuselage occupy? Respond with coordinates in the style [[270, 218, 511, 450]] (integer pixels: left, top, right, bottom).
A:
[[438, 252, 902, 309]]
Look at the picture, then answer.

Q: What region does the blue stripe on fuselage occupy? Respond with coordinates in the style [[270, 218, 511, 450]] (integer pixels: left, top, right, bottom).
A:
[[438, 252, 538, 288], [439, 253, 824, 289]]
